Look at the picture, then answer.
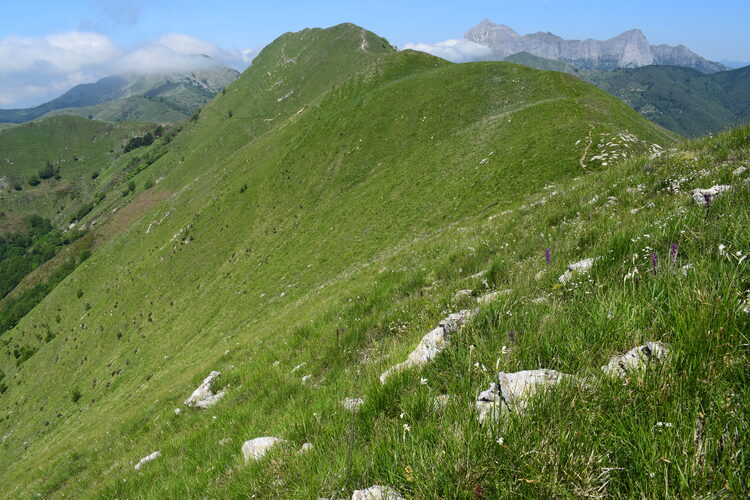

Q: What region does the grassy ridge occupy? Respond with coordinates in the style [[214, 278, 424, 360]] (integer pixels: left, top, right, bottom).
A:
[[1, 23, 744, 498]]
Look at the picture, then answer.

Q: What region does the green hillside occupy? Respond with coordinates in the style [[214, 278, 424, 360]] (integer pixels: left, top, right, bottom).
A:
[[583, 64, 750, 137], [0, 115, 154, 232], [0, 24, 747, 499]]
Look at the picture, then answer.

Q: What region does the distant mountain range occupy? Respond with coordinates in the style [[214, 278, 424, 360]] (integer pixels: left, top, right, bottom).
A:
[[500, 52, 750, 137], [466, 20, 725, 73], [0, 63, 239, 124]]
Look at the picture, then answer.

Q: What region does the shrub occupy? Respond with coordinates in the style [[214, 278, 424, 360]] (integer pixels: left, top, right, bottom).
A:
[[38, 162, 57, 179], [91, 171, 99, 180], [144, 179, 154, 190], [28, 175, 40, 186], [128, 181, 136, 192], [71, 389, 82, 403], [69, 203, 93, 223]]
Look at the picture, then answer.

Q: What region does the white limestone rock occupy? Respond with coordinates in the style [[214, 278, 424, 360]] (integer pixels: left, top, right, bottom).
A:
[[732, 165, 747, 176], [379, 310, 472, 384], [601, 342, 669, 378], [476, 369, 572, 422], [453, 289, 473, 301], [134, 451, 160, 470], [351, 485, 405, 500], [241, 437, 285, 462], [475, 382, 502, 424], [477, 290, 511, 305], [299, 442, 314, 454], [498, 369, 568, 411], [559, 258, 595, 284], [691, 185, 731, 206], [184, 371, 225, 408]]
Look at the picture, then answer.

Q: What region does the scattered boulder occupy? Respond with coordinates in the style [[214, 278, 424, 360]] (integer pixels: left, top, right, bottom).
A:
[[351, 485, 405, 500], [601, 342, 669, 378], [476, 290, 511, 305], [299, 442, 314, 453], [134, 451, 160, 470], [476, 369, 572, 422], [559, 258, 595, 284], [453, 289, 473, 301], [475, 382, 502, 424], [342, 397, 365, 412], [379, 310, 472, 384], [732, 165, 747, 176], [499, 369, 569, 411], [241, 437, 285, 462], [691, 185, 731, 206], [184, 371, 225, 408], [174, 408, 181, 416], [218, 438, 231, 446]]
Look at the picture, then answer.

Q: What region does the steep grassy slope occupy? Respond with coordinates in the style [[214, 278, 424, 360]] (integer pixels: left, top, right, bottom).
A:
[[0, 23, 727, 498], [583, 64, 750, 137], [0, 116, 159, 233], [0, 116, 154, 232]]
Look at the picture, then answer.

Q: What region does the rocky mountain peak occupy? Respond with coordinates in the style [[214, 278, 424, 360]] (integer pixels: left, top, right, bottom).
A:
[[464, 20, 725, 73]]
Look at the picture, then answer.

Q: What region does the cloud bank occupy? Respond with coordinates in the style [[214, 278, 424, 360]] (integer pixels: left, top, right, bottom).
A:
[[402, 38, 492, 63], [0, 31, 256, 108]]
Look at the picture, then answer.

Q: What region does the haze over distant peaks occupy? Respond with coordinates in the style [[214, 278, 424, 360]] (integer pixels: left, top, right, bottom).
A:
[[0, 62, 239, 124], [465, 19, 725, 73]]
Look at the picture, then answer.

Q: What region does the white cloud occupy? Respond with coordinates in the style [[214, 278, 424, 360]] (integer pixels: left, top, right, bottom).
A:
[[0, 31, 255, 108], [0, 32, 121, 76], [402, 38, 492, 63], [114, 33, 253, 74]]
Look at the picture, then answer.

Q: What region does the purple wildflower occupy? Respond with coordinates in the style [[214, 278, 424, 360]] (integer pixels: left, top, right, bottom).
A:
[[652, 252, 658, 275], [545, 247, 551, 265], [509, 329, 516, 342], [670, 243, 678, 264], [703, 192, 712, 208]]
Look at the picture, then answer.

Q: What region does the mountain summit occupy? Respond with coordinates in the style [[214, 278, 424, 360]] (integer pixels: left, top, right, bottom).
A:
[[465, 20, 725, 73]]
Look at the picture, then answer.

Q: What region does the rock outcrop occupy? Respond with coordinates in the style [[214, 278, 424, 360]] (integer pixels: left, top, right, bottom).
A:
[[476, 369, 572, 422], [601, 342, 669, 377], [241, 437, 285, 462], [691, 185, 732, 206], [380, 310, 472, 384], [184, 371, 225, 408], [134, 451, 161, 470], [351, 485, 405, 500], [559, 258, 595, 284], [477, 290, 511, 305], [464, 20, 725, 73]]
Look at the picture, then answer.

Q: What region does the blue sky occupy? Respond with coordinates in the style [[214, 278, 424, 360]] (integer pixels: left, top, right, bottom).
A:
[[2, 0, 749, 107]]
